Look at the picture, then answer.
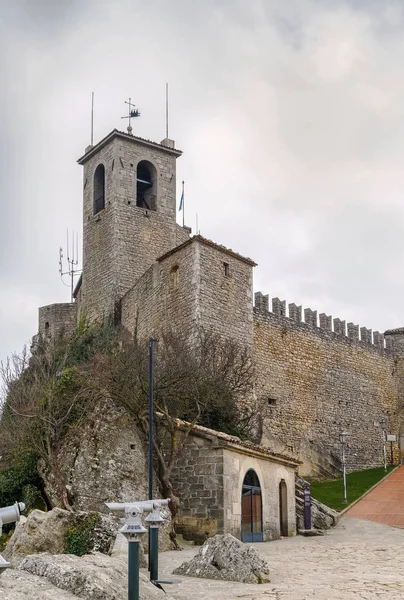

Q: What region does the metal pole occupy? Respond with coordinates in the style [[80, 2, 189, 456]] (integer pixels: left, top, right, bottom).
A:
[[148, 338, 155, 501], [91, 92, 94, 146], [165, 83, 169, 139], [128, 542, 140, 600], [342, 439, 347, 504], [383, 429, 387, 471], [391, 441, 394, 466], [149, 526, 159, 582]]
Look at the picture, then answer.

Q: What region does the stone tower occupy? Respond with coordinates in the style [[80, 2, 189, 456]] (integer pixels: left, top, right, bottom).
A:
[[76, 129, 189, 320]]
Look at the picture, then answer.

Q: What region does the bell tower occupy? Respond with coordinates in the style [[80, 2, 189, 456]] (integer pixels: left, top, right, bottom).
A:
[[76, 129, 189, 321]]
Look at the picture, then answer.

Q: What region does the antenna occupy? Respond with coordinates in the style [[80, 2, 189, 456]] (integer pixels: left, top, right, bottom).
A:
[[121, 97, 140, 135], [91, 92, 94, 146], [59, 229, 82, 302], [166, 83, 169, 139]]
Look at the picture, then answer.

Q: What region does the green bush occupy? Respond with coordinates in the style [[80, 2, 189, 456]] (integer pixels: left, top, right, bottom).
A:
[[0, 451, 43, 509], [0, 530, 13, 552], [64, 513, 101, 557], [66, 317, 116, 367]]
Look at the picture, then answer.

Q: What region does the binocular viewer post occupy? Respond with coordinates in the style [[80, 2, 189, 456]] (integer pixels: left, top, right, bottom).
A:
[[105, 499, 168, 600], [0, 502, 25, 576]]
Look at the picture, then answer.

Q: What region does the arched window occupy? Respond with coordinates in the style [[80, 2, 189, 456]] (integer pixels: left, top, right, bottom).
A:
[[94, 164, 105, 214], [170, 265, 179, 288], [136, 160, 157, 210], [241, 469, 263, 542]]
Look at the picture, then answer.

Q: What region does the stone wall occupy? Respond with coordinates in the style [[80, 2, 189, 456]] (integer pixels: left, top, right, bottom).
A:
[[171, 427, 297, 543], [254, 295, 401, 477], [78, 131, 189, 321], [38, 303, 77, 342], [121, 240, 199, 340], [223, 449, 296, 540], [172, 433, 225, 544], [121, 236, 255, 347], [197, 240, 255, 348]]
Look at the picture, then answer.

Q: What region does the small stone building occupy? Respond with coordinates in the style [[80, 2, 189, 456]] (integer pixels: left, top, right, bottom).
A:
[[172, 421, 299, 544]]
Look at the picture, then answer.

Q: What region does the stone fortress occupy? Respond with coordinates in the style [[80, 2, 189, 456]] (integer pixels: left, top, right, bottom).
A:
[[38, 125, 404, 482]]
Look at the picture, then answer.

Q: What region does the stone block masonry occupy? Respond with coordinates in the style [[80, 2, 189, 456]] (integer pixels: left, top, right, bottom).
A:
[[254, 293, 401, 477], [38, 303, 77, 342]]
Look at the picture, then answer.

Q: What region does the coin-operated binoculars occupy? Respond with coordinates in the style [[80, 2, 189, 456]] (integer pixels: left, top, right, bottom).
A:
[[0, 502, 25, 576], [106, 499, 168, 600]]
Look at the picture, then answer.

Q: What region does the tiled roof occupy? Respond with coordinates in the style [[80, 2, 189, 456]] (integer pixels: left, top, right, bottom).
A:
[[174, 418, 301, 466]]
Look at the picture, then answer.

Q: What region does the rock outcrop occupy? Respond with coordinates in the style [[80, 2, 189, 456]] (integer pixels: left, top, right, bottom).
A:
[[40, 398, 150, 512], [295, 477, 340, 533], [0, 553, 174, 600], [173, 533, 270, 584], [3, 508, 118, 563]]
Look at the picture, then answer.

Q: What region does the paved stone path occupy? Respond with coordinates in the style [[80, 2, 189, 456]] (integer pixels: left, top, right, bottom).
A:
[[347, 465, 404, 528], [147, 517, 404, 599]]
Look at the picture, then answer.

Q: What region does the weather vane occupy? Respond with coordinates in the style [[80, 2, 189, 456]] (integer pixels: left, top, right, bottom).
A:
[[121, 97, 140, 134]]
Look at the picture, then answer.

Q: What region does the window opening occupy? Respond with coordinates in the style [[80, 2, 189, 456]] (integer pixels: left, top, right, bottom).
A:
[[94, 164, 105, 214], [223, 262, 230, 277], [136, 161, 157, 210], [170, 265, 179, 288]]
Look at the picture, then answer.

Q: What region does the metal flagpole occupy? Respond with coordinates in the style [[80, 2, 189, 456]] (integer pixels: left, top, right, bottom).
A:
[[182, 181, 185, 228], [166, 83, 169, 139], [91, 92, 94, 145]]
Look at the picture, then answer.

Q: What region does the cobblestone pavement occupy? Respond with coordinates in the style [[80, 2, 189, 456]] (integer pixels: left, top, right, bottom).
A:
[[146, 517, 404, 599]]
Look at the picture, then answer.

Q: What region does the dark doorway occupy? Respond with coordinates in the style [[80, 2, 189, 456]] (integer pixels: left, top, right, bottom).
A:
[[241, 469, 263, 542], [279, 479, 288, 536]]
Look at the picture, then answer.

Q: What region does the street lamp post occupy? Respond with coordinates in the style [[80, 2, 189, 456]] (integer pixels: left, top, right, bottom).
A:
[[379, 417, 387, 472], [339, 431, 348, 504]]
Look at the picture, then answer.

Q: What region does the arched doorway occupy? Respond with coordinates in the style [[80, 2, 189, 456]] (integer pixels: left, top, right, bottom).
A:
[[241, 469, 263, 542], [279, 479, 288, 536]]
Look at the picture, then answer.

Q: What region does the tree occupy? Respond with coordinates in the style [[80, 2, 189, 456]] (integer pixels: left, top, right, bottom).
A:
[[97, 328, 256, 523], [0, 340, 99, 510]]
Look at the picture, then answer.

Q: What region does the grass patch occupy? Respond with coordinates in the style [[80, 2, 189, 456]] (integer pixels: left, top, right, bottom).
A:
[[310, 466, 395, 512]]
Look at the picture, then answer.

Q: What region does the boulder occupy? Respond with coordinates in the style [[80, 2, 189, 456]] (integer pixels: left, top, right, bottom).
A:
[[173, 533, 270, 584], [0, 569, 80, 600], [4, 508, 75, 562], [0, 552, 174, 600], [3, 508, 118, 563], [17, 552, 174, 600]]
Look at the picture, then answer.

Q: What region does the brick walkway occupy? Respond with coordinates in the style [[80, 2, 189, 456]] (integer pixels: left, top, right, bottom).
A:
[[346, 465, 404, 527]]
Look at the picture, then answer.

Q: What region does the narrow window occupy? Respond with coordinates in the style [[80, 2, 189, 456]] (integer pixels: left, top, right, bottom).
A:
[[136, 160, 157, 210], [170, 265, 179, 288], [223, 262, 230, 277], [94, 164, 105, 214]]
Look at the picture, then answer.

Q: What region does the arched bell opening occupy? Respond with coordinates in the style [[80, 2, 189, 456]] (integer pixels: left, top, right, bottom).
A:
[[93, 164, 105, 214], [279, 479, 288, 536], [136, 160, 157, 210], [241, 469, 263, 542]]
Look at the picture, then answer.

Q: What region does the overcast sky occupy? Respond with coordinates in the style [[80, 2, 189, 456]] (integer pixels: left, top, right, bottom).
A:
[[2, 0, 404, 364]]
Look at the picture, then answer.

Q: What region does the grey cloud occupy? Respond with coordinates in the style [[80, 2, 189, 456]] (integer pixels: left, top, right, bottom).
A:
[[2, 0, 404, 364]]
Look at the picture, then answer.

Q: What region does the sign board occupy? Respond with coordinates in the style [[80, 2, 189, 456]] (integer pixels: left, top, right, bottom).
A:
[[387, 434, 397, 442]]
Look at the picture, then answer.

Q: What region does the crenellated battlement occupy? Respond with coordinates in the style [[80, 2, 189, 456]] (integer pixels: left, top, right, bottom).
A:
[[254, 291, 387, 350]]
